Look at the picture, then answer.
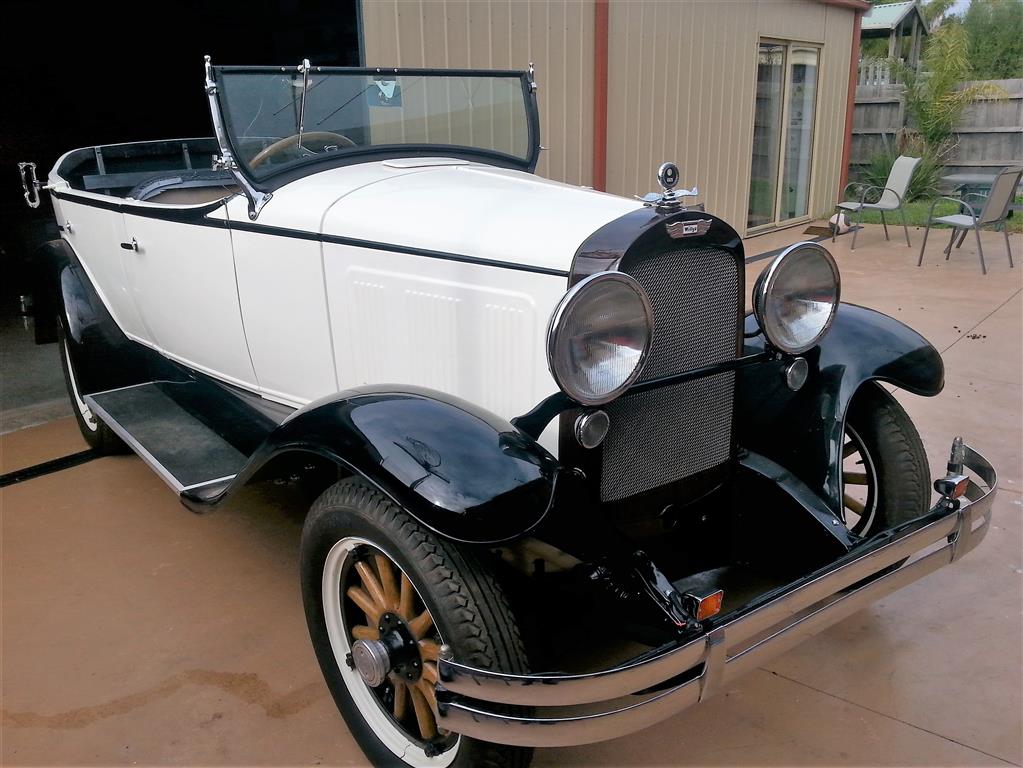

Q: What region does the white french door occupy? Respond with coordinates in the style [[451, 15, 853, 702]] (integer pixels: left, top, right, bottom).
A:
[[747, 42, 820, 231]]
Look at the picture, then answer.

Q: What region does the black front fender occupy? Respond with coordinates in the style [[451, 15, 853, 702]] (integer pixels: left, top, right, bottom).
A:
[[737, 303, 943, 515], [192, 386, 561, 545]]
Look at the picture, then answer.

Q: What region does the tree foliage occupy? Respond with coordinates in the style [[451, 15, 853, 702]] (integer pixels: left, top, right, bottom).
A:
[[865, 1, 1022, 77], [898, 23, 1005, 147], [921, 0, 958, 30], [860, 1, 1013, 204], [962, 0, 1023, 79]]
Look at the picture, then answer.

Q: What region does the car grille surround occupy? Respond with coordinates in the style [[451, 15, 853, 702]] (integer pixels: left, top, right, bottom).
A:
[[600, 244, 740, 503]]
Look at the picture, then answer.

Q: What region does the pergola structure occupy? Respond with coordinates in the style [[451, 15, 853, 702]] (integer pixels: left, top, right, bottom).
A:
[[861, 0, 929, 68]]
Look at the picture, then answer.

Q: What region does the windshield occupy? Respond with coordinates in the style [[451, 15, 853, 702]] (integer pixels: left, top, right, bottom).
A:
[[214, 66, 537, 183]]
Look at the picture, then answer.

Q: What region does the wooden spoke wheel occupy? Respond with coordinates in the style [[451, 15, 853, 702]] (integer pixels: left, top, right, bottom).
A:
[[841, 423, 879, 535], [301, 479, 532, 768], [343, 545, 449, 745]]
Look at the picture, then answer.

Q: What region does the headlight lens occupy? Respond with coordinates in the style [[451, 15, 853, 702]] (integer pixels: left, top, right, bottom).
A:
[[547, 272, 653, 406], [753, 242, 840, 354]]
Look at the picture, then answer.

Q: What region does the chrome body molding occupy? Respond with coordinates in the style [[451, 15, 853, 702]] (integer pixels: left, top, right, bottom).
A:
[[435, 444, 997, 747]]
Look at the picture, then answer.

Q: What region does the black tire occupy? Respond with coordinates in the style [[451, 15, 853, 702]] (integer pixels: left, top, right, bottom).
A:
[[56, 317, 125, 454], [843, 382, 930, 536], [300, 478, 533, 768]]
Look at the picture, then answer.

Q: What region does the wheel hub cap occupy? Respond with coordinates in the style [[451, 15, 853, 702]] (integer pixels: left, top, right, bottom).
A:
[[352, 638, 390, 688]]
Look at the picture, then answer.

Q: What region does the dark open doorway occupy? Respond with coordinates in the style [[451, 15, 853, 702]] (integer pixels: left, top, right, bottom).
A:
[[0, 0, 362, 305]]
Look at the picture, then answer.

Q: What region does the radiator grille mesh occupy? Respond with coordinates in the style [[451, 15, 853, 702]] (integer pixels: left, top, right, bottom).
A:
[[600, 244, 739, 502], [632, 245, 740, 379], [601, 372, 736, 502]]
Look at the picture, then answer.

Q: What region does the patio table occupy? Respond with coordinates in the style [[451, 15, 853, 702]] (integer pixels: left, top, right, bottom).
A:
[[942, 171, 1020, 223], [941, 172, 997, 198]]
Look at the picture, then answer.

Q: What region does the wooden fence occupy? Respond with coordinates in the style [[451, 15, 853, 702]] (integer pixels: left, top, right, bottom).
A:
[[850, 77, 1023, 183]]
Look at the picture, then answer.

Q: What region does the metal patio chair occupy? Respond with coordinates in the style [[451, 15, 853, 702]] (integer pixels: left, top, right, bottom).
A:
[[834, 155, 920, 251], [916, 165, 1022, 275]]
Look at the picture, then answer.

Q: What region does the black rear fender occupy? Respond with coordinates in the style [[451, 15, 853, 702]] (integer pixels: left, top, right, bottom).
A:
[[48, 241, 151, 395], [29, 239, 73, 345]]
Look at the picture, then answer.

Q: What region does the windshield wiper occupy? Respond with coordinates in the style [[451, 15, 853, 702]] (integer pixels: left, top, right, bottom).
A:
[[271, 68, 328, 118], [296, 59, 311, 149]]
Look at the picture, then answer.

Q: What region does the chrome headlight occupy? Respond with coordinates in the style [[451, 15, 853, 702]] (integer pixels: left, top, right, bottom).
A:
[[753, 242, 840, 354], [546, 272, 653, 406]]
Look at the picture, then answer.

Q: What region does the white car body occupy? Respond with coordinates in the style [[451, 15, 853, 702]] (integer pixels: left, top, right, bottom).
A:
[[47, 151, 640, 452]]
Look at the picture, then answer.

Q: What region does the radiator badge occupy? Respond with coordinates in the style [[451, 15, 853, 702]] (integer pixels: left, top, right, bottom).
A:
[[666, 219, 712, 239]]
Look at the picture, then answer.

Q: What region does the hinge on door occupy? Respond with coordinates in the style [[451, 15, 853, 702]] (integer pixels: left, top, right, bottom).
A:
[[18, 162, 41, 208], [211, 155, 237, 172]]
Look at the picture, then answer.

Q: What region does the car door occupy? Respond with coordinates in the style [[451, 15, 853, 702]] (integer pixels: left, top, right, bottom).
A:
[[226, 195, 338, 406], [121, 201, 258, 390], [51, 193, 153, 344]]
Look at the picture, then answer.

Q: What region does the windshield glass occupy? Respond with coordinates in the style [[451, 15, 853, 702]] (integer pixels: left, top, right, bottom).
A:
[[214, 67, 535, 181]]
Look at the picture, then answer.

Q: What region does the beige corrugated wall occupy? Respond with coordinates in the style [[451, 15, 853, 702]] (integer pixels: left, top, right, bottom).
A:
[[606, 0, 854, 233], [360, 0, 855, 235], [360, 0, 596, 186]]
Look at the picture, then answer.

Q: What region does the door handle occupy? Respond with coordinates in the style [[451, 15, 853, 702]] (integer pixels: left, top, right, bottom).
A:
[[120, 238, 139, 252]]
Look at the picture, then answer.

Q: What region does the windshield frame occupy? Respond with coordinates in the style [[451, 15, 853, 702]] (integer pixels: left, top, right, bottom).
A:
[[211, 64, 541, 192]]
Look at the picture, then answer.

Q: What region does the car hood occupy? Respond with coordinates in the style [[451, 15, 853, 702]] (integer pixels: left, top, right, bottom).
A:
[[251, 161, 643, 275]]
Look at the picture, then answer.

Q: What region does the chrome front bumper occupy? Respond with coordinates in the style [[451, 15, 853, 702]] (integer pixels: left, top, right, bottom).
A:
[[435, 443, 997, 747]]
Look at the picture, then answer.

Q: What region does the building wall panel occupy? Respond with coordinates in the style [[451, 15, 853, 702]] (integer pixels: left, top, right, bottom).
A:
[[811, 5, 854, 224], [757, 0, 827, 43], [362, 0, 855, 236], [361, 0, 596, 187], [605, 0, 853, 234]]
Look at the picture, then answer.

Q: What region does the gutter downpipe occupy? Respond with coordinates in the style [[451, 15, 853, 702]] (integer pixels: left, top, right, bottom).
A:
[[839, 7, 863, 194], [593, 0, 609, 192]]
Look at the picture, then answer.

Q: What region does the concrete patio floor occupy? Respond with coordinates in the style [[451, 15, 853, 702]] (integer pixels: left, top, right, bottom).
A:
[[1, 223, 1021, 766]]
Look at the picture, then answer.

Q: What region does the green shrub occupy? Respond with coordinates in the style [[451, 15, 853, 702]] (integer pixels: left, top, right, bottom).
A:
[[858, 133, 945, 202]]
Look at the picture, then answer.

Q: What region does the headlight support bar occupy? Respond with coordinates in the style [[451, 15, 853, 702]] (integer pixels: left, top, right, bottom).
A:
[[512, 350, 773, 440]]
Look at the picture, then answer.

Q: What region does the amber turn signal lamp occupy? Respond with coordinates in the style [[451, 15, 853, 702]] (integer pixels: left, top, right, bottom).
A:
[[934, 473, 970, 500], [694, 589, 724, 621]]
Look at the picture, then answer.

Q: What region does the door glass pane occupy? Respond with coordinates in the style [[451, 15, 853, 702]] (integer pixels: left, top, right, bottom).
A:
[[747, 44, 786, 229], [780, 48, 819, 220]]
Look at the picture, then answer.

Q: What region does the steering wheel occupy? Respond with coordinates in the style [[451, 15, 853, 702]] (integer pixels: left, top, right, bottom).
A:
[[249, 131, 356, 168]]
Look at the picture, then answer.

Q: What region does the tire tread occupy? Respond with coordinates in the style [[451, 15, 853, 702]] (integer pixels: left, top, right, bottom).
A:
[[847, 383, 930, 529], [303, 479, 531, 768]]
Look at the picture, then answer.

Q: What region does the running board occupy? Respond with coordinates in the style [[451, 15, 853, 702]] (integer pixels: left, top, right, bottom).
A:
[[86, 382, 247, 493]]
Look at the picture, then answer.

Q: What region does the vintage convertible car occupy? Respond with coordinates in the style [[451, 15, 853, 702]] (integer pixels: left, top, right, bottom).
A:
[[19, 59, 996, 768]]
